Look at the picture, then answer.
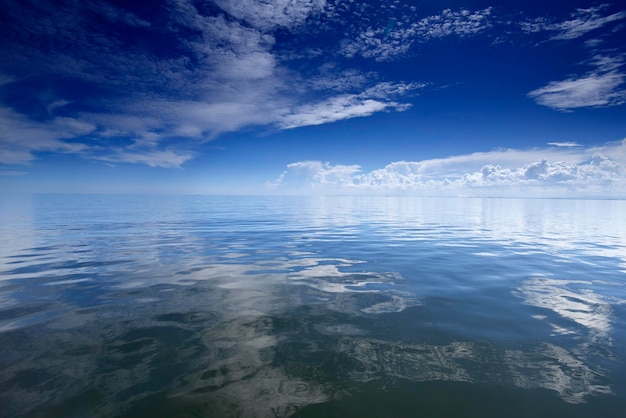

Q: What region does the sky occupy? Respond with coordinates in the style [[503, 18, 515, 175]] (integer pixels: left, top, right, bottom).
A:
[[1, 0, 625, 197]]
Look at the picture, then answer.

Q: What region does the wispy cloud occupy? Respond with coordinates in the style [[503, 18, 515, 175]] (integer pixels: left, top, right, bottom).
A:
[[2, 1, 624, 175], [341, 7, 493, 61], [584, 38, 605, 48], [0, 106, 193, 168], [0, 170, 27, 176], [0, 74, 15, 87], [268, 140, 626, 198], [528, 55, 626, 110], [278, 96, 398, 130], [520, 5, 626, 112], [212, 0, 326, 30], [277, 82, 422, 129], [308, 68, 374, 92], [269, 161, 361, 189], [0, 0, 422, 169], [521, 4, 626, 40], [91, 148, 194, 169], [547, 142, 581, 147], [528, 73, 625, 110], [0, 107, 93, 165]]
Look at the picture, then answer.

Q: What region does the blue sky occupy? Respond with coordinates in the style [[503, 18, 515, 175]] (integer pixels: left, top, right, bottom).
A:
[[1, 0, 625, 197]]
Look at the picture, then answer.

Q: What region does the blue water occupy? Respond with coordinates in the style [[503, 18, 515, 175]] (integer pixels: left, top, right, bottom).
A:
[[1, 194, 626, 417]]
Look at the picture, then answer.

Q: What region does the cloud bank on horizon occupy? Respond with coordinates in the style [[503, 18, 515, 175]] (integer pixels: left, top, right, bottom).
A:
[[269, 139, 626, 198], [0, 1, 625, 197]]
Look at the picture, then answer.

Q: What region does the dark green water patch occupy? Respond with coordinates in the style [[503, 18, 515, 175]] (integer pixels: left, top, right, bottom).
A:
[[295, 380, 626, 418]]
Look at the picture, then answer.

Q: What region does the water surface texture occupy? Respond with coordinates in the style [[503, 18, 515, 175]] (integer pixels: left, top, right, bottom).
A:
[[2, 195, 626, 417]]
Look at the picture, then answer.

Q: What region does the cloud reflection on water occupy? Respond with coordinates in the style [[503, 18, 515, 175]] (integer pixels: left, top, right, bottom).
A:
[[1, 195, 625, 416], [515, 276, 620, 340]]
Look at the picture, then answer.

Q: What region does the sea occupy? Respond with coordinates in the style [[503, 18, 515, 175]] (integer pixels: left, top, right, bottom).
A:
[[1, 194, 626, 417]]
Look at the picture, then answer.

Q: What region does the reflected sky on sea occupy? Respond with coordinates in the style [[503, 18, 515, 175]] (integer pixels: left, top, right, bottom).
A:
[[1, 195, 626, 417]]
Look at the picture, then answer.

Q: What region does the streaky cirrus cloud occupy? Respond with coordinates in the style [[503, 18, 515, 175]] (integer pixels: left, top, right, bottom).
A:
[[277, 82, 423, 129], [0, 107, 93, 165], [521, 4, 626, 40], [547, 142, 582, 147], [528, 55, 626, 110], [91, 148, 194, 169], [0, 0, 422, 168], [0, 106, 194, 168], [268, 139, 626, 198]]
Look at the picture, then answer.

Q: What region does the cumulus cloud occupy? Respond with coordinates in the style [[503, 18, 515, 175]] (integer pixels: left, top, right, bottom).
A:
[[528, 55, 626, 110], [342, 7, 493, 61], [463, 156, 621, 187], [267, 161, 361, 189], [521, 5, 626, 40], [269, 140, 626, 198]]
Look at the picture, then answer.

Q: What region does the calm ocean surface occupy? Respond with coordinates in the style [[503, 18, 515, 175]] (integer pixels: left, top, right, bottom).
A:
[[1, 194, 626, 417]]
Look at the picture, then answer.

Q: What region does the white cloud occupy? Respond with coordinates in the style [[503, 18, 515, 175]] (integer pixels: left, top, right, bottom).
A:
[[127, 99, 282, 140], [269, 140, 626, 198], [584, 38, 604, 48], [213, 0, 326, 30], [277, 81, 422, 129], [0, 0, 422, 168], [377, 146, 591, 179], [529, 72, 625, 110], [92, 148, 194, 169], [309, 68, 373, 92], [362, 81, 427, 98], [279, 101, 387, 130], [548, 142, 581, 147], [463, 155, 621, 186], [278, 96, 391, 129], [46, 99, 70, 114], [267, 161, 361, 189], [342, 7, 492, 61], [528, 55, 626, 110], [521, 5, 626, 40], [0, 107, 93, 165], [0, 107, 193, 169]]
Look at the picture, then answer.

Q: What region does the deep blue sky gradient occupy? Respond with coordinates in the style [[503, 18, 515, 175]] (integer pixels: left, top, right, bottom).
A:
[[1, 0, 625, 196]]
